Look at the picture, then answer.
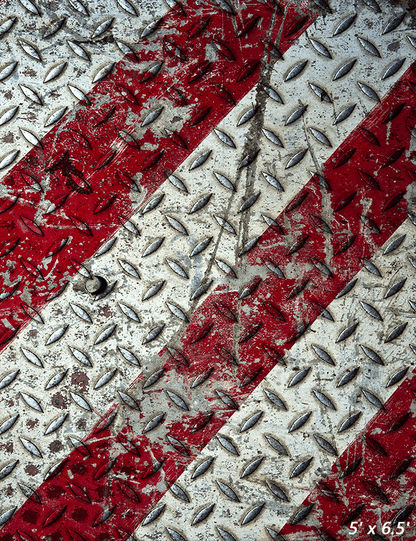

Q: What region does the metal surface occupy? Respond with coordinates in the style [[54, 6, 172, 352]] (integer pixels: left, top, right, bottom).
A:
[[0, 0, 169, 171], [133, 217, 416, 541], [1, 0, 416, 539]]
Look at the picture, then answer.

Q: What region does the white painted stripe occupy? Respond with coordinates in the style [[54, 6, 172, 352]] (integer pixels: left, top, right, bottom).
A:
[[0, 0, 414, 514], [132, 214, 416, 541], [0, 0, 170, 182]]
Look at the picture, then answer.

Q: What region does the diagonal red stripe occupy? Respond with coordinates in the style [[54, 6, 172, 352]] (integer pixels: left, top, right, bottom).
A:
[[278, 374, 416, 540], [1, 57, 415, 541], [0, 0, 315, 352]]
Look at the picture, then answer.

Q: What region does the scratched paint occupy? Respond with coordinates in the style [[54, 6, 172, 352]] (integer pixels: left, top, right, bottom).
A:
[[279, 373, 416, 540], [1, 46, 416, 539], [0, 0, 315, 352], [131, 218, 416, 541]]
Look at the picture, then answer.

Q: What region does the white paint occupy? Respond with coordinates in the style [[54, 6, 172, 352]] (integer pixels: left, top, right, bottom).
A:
[[132, 216, 416, 541], [0, 0, 415, 521], [0, 0, 170, 177]]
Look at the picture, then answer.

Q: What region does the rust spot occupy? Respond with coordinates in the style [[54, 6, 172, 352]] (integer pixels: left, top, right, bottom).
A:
[[22, 509, 39, 525], [22, 68, 37, 77], [387, 40, 400, 52], [0, 441, 13, 453], [26, 419, 39, 429], [71, 371, 89, 392], [1, 133, 13, 144], [46, 485, 65, 499], [71, 463, 87, 476], [97, 304, 115, 319], [96, 484, 111, 501], [76, 418, 87, 430], [22, 111, 37, 122], [119, 464, 136, 476], [51, 392, 69, 410], [46, 151, 90, 194], [49, 439, 64, 453], [24, 464, 40, 476], [4, 91, 12, 100], [45, 532, 65, 541], [72, 507, 89, 523]]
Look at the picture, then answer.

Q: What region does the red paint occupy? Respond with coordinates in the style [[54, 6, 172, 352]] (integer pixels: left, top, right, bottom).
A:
[[0, 0, 314, 351], [2, 59, 416, 540], [278, 374, 416, 540]]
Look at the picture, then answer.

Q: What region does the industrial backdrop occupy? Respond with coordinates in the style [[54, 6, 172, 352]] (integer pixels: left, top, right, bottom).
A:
[[0, 0, 416, 539]]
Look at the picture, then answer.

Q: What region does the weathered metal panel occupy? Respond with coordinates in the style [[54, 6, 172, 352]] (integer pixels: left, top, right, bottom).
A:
[[0, 0, 416, 540]]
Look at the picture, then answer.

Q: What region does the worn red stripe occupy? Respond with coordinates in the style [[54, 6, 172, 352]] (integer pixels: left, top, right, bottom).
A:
[[0, 0, 314, 349], [2, 59, 416, 541], [278, 372, 416, 540]]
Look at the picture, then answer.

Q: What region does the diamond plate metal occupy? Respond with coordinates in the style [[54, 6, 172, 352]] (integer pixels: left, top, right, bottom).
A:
[[0, 0, 315, 350], [132, 215, 416, 541], [0, 0, 170, 178], [1, 0, 416, 538], [1, 0, 414, 511]]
